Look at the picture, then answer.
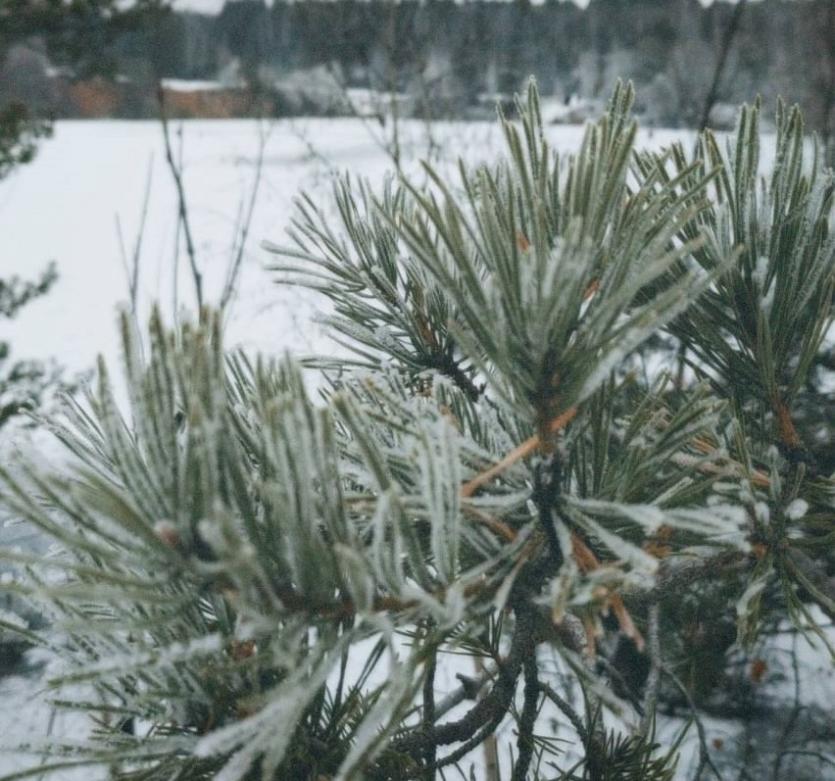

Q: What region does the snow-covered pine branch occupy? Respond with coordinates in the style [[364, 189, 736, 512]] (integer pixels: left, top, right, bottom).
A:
[[1, 80, 833, 781]]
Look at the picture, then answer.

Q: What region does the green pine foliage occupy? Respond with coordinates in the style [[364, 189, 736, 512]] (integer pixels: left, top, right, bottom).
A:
[[1, 82, 833, 780], [0, 102, 51, 180], [0, 263, 65, 432]]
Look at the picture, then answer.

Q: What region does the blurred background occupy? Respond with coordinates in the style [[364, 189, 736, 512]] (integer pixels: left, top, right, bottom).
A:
[[0, 0, 832, 143]]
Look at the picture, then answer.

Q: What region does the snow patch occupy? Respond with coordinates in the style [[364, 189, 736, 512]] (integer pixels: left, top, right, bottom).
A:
[[785, 498, 809, 520]]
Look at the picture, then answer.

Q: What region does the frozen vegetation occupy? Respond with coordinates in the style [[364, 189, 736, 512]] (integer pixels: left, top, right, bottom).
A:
[[0, 118, 705, 426], [0, 116, 832, 780]]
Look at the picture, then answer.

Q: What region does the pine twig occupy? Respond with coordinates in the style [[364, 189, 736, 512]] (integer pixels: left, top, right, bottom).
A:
[[771, 632, 802, 781], [461, 505, 518, 542], [511, 653, 540, 781], [627, 550, 752, 608], [785, 548, 835, 621], [572, 532, 645, 651], [389, 602, 540, 762], [461, 407, 577, 498], [475, 655, 501, 781], [662, 663, 723, 781], [433, 667, 496, 721], [540, 682, 588, 743], [422, 648, 437, 781], [404, 707, 507, 779]]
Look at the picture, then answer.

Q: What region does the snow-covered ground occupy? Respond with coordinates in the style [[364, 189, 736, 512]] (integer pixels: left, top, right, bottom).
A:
[[2, 117, 830, 779], [0, 118, 697, 394]]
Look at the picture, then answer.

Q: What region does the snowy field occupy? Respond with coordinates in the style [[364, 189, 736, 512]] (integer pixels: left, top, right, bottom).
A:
[[0, 117, 701, 395], [1, 117, 832, 779]]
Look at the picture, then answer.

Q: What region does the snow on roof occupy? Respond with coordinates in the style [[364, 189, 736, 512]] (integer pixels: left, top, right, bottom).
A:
[[160, 79, 227, 93]]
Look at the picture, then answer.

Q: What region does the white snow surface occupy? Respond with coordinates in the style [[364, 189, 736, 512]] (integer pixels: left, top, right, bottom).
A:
[[0, 118, 699, 448], [160, 78, 228, 92], [170, 0, 736, 15], [0, 117, 825, 779]]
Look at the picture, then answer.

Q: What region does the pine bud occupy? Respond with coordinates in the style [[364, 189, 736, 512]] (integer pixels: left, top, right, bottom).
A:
[[153, 520, 181, 549]]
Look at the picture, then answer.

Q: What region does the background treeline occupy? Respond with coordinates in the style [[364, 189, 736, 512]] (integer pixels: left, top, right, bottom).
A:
[[1, 0, 833, 134]]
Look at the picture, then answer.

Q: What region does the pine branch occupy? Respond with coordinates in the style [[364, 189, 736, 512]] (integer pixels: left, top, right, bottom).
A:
[[3, 81, 834, 781], [626, 551, 752, 608], [460, 407, 577, 498], [387, 595, 542, 763], [511, 653, 540, 781], [421, 644, 437, 781]]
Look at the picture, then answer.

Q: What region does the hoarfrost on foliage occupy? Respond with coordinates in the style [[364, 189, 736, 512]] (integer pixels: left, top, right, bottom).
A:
[[760, 282, 775, 313], [754, 500, 771, 524], [57, 634, 224, 682], [568, 496, 747, 544], [0, 118, 814, 781], [193, 641, 343, 781], [0, 608, 28, 631], [785, 497, 809, 520], [752, 254, 769, 289]]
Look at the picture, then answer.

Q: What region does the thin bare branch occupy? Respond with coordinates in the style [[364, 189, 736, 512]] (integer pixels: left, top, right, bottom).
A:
[[220, 120, 271, 313], [129, 153, 154, 314], [662, 663, 723, 781], [698, 0, 747, 131], [157, 84, 202, 311]]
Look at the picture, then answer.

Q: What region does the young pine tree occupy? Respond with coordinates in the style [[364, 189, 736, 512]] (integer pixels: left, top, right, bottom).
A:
[[0, 83, 833, 780]]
